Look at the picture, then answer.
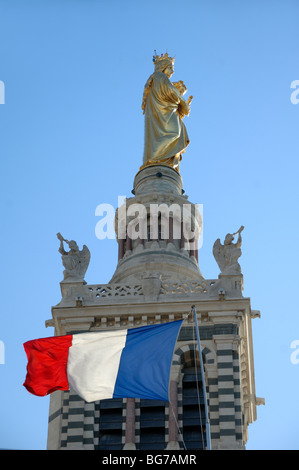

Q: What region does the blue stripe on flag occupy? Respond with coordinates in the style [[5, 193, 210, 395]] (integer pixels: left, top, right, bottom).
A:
[[113, 320, 183, 401]]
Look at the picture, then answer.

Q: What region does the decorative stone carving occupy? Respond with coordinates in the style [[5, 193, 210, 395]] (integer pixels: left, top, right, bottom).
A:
[[213, 226, 244, 275], [141, 273, 162, 300], [255, 397, 265, 406], [57, 233, 90, 282]]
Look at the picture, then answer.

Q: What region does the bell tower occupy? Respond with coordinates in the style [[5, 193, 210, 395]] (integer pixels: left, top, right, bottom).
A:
[[45, 52, 263, 450], [46, 162, 262, 450]]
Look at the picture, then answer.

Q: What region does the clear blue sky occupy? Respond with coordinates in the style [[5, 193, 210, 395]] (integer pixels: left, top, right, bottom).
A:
[[0, 0, 298, 450]]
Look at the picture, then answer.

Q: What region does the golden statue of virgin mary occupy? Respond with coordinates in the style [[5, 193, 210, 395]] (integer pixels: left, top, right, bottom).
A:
[[141, 52, 192, 172]]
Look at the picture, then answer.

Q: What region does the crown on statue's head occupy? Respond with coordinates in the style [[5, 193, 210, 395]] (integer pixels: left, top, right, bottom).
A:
[[152, 51, 175, 70]]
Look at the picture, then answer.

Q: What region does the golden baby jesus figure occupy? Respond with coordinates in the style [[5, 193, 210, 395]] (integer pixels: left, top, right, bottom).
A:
[[141, 53, 193, 171], [173, 80, 193, 119]]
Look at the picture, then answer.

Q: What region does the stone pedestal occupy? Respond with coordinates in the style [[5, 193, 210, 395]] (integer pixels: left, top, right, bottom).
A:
[[111, 165, 203, 283], [133, 165, 183, 196]]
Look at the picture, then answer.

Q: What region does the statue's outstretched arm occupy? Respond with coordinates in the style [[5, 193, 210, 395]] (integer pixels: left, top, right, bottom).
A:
[[235, 226, 244, 247], [57, 232, 67, 255]]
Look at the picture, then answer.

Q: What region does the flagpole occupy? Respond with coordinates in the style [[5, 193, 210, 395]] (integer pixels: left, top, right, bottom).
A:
[[192, 305, 211, 450]]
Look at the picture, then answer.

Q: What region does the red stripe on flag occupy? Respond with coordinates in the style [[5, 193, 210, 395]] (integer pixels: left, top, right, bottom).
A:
[[23, 335, 72, 397]]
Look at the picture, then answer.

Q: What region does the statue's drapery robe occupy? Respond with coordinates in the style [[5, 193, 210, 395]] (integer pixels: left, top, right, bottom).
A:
[[143, 71, 190, 166]]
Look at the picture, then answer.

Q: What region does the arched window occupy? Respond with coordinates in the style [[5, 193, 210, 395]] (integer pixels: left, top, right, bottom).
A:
[[182, 366, 206, 449], [97, 399, 123, 450], [138, 399, 167, 450], [177, 347, 207, 450]]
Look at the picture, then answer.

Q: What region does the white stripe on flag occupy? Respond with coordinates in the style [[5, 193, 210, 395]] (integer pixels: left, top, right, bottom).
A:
[[67, 330, 127, 402]]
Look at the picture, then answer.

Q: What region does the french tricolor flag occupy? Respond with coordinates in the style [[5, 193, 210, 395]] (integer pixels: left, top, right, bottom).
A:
[[23, 320, 183, 403]]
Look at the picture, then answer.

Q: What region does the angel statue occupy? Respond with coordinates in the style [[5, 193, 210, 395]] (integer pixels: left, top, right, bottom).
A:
[[141, 52, 193, 172], [57, 232, 90, 282], [213, 226, 244, 275]]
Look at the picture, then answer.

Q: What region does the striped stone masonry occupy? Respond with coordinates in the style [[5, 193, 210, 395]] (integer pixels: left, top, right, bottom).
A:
[[46, 310, 258, 450], [60, 389, 97, 449], [211, 336, 243, 449]]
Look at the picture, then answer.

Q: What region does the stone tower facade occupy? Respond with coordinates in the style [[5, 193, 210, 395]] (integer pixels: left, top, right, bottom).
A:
[[46, 165, 262, 450]]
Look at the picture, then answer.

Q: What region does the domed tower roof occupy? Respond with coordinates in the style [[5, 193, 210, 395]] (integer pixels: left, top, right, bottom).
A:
[[110, 165, 204, 284]]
